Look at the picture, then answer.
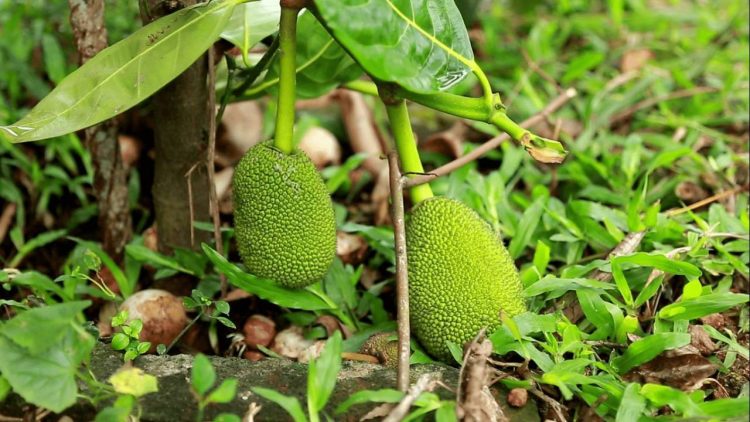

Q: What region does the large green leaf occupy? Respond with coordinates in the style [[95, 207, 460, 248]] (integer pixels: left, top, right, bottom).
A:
[[0, 0, 241, 143], [0, 326, 95, 413], [258, 11, 362, 99], [0, 301, 90, 354], [658, 292, 749, 321], [220, 0, 280, 65], [202, 244, 335, 311], [312, 0, 474, 93]]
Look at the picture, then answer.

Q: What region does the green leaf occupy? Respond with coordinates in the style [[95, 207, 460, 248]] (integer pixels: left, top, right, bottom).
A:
[[207, 379, 237, 404], [658, 292, 749, 321], [523, 277, 615, 298], [191, 354, 216, 396], [72, 239, 135, 298], [0, 374, 11, 402], [213, 414, 242, 422], [0, 301, 90, 354], [220, 0, 280, 65], [335, 388, 403, 414], [126, 244, 194, 275], [8, 271, 68, 301], [611, 333, 691, 374], [509, 196, 546, 259], [9, 229, 67, 268], [203, 244, 334, 311], [260, 11, 362, 99], [615, 383, 646, 422], [252, 387, 307, 422], [0, 327, 95, 413], [1, 0, 240, 142], [42, 34, 67, 84], [108, 368, 159, 398], [562, 51, 605, 83], [611, 252, 702, 307], [111, 333, 130, 351], [308, 331, 342, 414], [313, 0, 475, 93], [640, 384, 703, 417], [697, 397, 750, 419], [434, 401, 458, 422]]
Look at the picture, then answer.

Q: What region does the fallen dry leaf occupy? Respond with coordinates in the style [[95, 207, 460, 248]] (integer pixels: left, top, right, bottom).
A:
[[336, 231, 369, 265], [620, 48, 653, 73], [624, 346, 717, 391], [219, 101, 263, 160], [298, 126, 342, 169]]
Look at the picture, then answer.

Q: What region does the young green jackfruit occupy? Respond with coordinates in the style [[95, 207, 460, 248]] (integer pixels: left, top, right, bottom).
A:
[[406, 197, 526, 362], [233, 140, 336, 288]]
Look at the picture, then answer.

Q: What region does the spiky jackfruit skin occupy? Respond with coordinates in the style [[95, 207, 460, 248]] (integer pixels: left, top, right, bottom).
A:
[[233, 140, 336, 288], [406, 197, 526, 362], [360, 332, 399, 368]]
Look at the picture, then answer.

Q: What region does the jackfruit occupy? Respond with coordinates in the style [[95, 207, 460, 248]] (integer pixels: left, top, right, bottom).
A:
[[360, 332, 399, 367], [406, 197, 526, 362], [233, 140, 336, 288]]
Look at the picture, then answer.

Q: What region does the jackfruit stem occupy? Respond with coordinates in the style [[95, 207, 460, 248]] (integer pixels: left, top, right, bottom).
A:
[[273, 7, 300, 155], [384, 100, 434, 203]]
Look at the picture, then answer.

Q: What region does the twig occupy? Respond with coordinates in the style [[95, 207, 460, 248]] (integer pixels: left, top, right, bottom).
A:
[[0, 203, 16, 244], [243, 402, 262, 422], [231, 35, 280, 97], [528, 387, 567, 422], [382, 373, 438, 422], [665, 184, 749, 216], [207, 46, 228, 298], [404, 88, 577, 188], [69, 0, 131, 259], [609, 86, 720, 126], [341, 352, 380, 364], [521, 48, 562, 93], [584, 340, 628, 349], [561, 229, 647, 322], [184, 161, 201, 248], [458, 332, 502, 422], [387, 151, 411, 392], [589, 231, 647, 282]]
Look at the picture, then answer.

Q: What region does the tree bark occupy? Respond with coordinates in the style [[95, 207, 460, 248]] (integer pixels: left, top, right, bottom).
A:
[[140, 0, 211, 253], [69, 0, 132, 260]]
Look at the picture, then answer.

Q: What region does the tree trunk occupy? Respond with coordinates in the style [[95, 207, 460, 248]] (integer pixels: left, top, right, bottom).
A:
[[69, 0, 132, 260], [140, 0, 211, 253]]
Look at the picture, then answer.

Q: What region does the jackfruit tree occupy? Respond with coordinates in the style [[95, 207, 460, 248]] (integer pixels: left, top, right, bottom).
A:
[[0, 0, 566, 393]]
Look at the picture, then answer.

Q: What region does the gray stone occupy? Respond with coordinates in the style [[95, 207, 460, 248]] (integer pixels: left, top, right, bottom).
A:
[[2, 344, 539, 421]]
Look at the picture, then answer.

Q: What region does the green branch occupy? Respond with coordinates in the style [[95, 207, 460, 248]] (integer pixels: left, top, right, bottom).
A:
[[273, 7, 300, 154], [382, 98, 434, 204]]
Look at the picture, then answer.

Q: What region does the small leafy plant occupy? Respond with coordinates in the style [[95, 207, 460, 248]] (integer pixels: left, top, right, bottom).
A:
[[252, 331, 342, 422], [110, 310, 152, 362], [191, 354, 239, 422]]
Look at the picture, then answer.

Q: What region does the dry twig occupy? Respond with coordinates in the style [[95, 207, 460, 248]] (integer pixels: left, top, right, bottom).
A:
[[458, 331, 506, 422], [382, 373, 439, 422], [665, 184, 749, 216], [0, 203, 16, 244], [207, 46, 228, 297], [386, 151, 411, 392]]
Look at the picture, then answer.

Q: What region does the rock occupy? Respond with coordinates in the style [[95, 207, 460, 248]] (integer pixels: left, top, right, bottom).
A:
[[2, 344, 539, 421]]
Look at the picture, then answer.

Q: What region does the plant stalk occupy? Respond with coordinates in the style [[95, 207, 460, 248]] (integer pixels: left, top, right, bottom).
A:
[[382, 100, 433, 204], [387, 151, 411, 392], [273, 7, 300, 154]]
